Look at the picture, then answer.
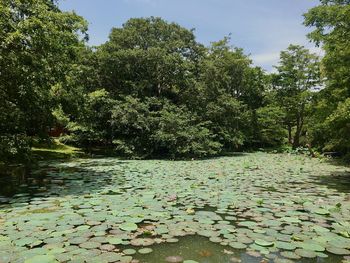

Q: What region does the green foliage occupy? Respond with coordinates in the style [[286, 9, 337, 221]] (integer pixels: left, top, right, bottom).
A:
[[32, 139, 82, 160], [204, 95, 246, 149], [61, 19, 273, 158], [2, 1, 349, 161], [198, 38, 265, 150], [98, 17, 204, 99], [304, 0, 350, 156], [110, 96, 152, 156], [323, 98, 350, 153], [65, 89, 114, 147], [256, 105, 287, 147], [151, 104, 221, 158], [0, 135, 31, 164], [109, 98, 221, 158], [0, 0, 87, 163], [273, 45, 321, 148]]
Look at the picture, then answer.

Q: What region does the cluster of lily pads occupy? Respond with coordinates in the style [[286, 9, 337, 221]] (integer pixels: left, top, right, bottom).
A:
[[0, 153, 349, 263]]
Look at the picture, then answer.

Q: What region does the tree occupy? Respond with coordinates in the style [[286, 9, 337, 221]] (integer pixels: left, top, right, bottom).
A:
[[273, 45, 320, 148], [0, 0, 87, 162], [151, 103, 221, 158], [199, 38, 265, 150], [256, 104, 287, 147], [304, 0, 350, 95], [98, 17, 205, 100], [323, 98, 350, 155], [304, 0, 350, 154]]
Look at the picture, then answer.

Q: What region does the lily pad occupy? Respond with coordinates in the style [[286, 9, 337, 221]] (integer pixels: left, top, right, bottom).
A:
[[275, 241, 296, 251], [24, 255, 58, 263], [123, 249, 136, 255], [295, 249, 317, 258], [106, 237, 123, 245], [138, 248, 153, 254], [280, 251, 301, 260], [229, 242, 247, 249], [130, 238, 155, 246], [254, 239, 274, 247], [119, 222, 138, 232], [326, 247, 350, 255]]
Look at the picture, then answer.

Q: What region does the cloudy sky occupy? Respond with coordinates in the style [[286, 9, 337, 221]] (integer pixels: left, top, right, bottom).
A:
[[59, 0, 322, 71]]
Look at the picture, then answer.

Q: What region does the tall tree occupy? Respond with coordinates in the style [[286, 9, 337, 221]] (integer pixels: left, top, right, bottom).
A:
[[273, 45, 320, 148], [304, 0, 350, 155], [0, 0, 87, 161], [98, 17, 205, 100]]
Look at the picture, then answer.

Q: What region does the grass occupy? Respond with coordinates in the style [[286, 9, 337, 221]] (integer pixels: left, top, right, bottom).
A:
[[32, 139, 84, 160]]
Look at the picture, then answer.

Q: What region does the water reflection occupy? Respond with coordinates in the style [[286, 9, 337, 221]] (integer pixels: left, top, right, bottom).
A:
[[133, 235, 343, 263], [0, 158, 127, 204]]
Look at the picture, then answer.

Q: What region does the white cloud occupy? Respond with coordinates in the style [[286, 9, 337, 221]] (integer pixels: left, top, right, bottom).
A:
[[308, 46, 324, 56], [251, 52, 280, 65], [251, 45, 324, 72], [251, 52, 281, 71]]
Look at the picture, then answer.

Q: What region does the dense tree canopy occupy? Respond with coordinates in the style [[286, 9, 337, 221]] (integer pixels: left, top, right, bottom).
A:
[[0, 0, 87, 162], [304, 0, 350, 157], [1, 0, 349, 162], [273, 45, 321, 148]]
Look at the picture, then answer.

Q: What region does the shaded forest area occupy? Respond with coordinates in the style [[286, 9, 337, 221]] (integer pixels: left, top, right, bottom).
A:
[[1, 0, 349, 162]]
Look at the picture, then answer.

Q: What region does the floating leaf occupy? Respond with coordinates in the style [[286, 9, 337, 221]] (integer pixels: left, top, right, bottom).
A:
[[295, 249, 317, 258], [119, 222, 138, 232], [326, 247, 350, 255], [138, 248, 153, 254], [106, 237, 123, 245], [275, 241, 296, 251], [123, 249, 136, 255], [24, 255, 58, 263], [255, 239, 274, 247]]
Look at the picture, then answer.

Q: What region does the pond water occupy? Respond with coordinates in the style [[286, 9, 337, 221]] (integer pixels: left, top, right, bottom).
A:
[[0, 153, 349, 263]]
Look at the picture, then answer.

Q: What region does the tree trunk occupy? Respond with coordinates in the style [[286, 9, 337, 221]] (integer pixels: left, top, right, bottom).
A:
[[293, 106, 305, 149], [292, 131, 300, 149], [288, 125, 293, 145], [293, 116, 303, 149]]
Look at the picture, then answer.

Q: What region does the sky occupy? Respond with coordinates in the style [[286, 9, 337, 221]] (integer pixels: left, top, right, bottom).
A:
[[59, 0, 322, 71]]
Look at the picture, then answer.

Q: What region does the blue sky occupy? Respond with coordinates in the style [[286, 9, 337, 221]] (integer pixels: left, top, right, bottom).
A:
[[59, 0, 321, 71]]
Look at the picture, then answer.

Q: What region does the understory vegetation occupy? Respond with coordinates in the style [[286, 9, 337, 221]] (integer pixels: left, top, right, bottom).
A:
[[1, 0, 349, 162]]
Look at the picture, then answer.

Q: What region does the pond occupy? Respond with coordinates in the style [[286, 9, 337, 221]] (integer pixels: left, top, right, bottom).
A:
[[0, 153, 349, 263]]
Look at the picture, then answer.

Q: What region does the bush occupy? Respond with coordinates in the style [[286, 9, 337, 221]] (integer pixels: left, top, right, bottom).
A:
[[256, 105, 287, 147], [0, 135, 31, 164], [152, 104, 222, 158]]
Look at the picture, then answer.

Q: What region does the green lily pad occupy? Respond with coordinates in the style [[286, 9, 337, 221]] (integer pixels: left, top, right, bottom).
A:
[[238, 221, 257, 227], [119, 222, 138, 232], [295, 249, 317, 258], [229, 242, 247, 249], [123, 249, 136, 255], [13, 237, 41, 247], [254, 239, 274, 247], [79, 241, 101, 249], [106, 237, 123, 245], [313, 209, 330, 215], [24, 255, 58, 263], [280, 251, 301, 260], [138, 248, 153, 254], [130, 238, 155, 246], [326, 247, 350, 255], [281, 217, 301, 223], [275, 241, 296, 251], [298, 241, 325, 252]]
